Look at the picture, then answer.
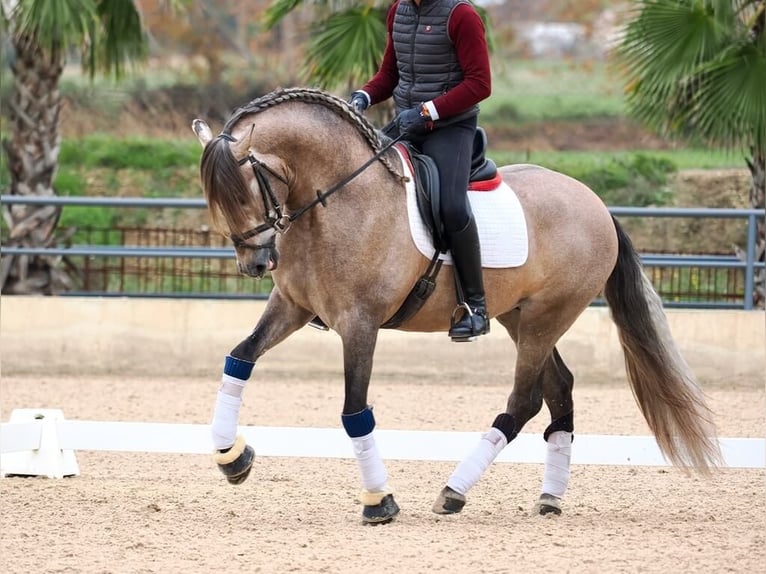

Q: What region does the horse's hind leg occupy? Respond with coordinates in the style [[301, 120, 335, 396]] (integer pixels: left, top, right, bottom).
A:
[[433, 308, 574, 515], [537, 347, 574, 515]]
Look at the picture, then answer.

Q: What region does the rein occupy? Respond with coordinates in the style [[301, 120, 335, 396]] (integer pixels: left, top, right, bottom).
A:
[[226, 133, 404, 248]]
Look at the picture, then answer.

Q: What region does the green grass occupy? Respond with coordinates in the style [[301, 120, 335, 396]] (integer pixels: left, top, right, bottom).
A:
[[484, 60, 627, 121], [489, 148, 747, 171], [59, 136, 199, 170]]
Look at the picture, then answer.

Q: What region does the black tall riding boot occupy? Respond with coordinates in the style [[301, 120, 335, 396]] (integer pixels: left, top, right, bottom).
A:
[[447, 217, 489, 342]]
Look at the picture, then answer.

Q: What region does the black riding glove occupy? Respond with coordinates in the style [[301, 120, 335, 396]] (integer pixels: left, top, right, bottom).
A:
[[349, 91, 370, 113], [396, 104, 434, 137]]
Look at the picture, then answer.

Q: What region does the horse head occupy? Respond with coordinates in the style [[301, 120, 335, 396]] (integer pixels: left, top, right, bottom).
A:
[[192, 88, 406, 280], [193, 118, 290, 278]]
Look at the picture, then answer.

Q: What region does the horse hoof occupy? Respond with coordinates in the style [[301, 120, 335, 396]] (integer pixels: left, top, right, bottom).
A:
[[536, 493, 562, 516], [362, 494, 400, 525], [213, 436, 255, 485], [432, 486, 466, 514], [221, 445, 254, 485]]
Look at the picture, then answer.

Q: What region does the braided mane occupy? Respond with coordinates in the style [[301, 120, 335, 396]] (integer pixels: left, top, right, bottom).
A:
[[222, 87, 402, 180]]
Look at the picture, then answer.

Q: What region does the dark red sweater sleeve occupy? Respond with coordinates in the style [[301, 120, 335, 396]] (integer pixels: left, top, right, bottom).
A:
[[361, 2, 400, 105], [361, 1, 491, 119], [435, 3, 492, 118]]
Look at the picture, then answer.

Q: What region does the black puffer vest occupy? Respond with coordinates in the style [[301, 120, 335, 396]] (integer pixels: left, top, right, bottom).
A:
[[392, 0, 478, 119]]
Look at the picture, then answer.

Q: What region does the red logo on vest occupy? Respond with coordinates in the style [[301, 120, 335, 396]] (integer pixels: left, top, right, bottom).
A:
[[425, 25, 432, 32]]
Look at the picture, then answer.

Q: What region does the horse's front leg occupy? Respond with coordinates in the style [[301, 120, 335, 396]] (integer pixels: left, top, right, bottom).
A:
[[339, 322, 400, 525], [211, 289, 312, 484]]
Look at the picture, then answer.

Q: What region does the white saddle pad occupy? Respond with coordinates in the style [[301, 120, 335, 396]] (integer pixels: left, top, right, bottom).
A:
[[396, 148, 529, 268]]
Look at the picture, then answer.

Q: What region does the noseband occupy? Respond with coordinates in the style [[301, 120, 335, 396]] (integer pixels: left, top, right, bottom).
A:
[[220, 132, 403, 250]]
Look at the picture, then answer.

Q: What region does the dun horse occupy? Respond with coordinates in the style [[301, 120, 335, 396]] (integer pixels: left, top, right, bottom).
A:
[[192, 87, 720, 524]]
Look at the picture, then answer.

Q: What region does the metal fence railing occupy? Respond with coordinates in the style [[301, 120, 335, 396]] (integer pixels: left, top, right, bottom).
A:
[[1, 195, 763, 309]]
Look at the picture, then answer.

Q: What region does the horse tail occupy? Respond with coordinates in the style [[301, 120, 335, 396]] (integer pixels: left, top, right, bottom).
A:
[[199, 136, 253, 234], [603, 217, 722, 473]]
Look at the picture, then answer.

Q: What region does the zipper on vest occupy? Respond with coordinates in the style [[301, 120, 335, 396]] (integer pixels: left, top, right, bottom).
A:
[[406, 7, 420, 109]]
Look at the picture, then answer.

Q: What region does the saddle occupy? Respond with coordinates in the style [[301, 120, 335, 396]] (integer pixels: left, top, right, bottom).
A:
[[397, 127, 498, 253], [380, 128, 499, 330]]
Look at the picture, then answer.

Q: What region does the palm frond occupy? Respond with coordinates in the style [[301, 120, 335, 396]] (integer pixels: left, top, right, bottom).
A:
[[689, 42, 766, 152], [9, 0, 97, 57], [302, 7, 387, 88], [618, 1, 726, 84], [263, 0, 307, 29], [90, 0, 147, 79], [617, 0, 765, 155]]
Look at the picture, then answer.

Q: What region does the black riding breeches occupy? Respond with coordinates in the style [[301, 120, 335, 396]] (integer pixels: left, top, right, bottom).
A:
[[410, 115, 478, 235]]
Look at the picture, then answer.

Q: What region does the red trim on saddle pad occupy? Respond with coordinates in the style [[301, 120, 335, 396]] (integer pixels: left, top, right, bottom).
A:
[[468, 172, 503, 192], [395, 143, 502, 192], [395, 143, 415, 174]]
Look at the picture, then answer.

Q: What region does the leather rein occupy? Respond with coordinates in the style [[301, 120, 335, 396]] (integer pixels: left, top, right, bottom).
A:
[[222, 132, 404, 250]]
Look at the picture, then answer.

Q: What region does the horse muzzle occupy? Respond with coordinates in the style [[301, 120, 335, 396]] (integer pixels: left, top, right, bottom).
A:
[[238, 246, 279, 278]]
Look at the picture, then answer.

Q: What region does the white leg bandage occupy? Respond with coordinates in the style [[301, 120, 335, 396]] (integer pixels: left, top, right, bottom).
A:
[[210, 374, 246, 451], [541, 430, 572, 498], [447, 427, 508, 495], [351, 432, 389, 493]]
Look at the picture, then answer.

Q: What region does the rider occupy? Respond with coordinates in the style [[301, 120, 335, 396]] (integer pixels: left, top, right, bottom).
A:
[[349, 0, 492, 341]]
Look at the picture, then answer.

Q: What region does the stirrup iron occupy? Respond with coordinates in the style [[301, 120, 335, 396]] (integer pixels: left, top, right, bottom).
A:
[[449, 302, 487, 342], [308, 316, 329, 331], [451, 302, 474, 323]]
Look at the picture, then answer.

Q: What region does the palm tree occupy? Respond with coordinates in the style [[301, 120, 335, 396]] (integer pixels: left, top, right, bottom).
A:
[[0, 0, 166, 294], [263, 1, 389, 89], [616, 0, 765, 308]]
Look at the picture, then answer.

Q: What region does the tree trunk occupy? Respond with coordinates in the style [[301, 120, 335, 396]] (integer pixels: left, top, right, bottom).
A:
[[746, 152, 765, 309], [1, 33, 74, 294]]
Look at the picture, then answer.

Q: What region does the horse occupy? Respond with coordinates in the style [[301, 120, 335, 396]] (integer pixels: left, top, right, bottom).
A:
[[192, 87, 721, 525]]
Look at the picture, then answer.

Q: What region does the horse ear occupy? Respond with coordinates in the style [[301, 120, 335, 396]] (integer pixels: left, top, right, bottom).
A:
[[192, 119, 213, 147], [229, 134, 250, 161], [229, 124, 255, 161]]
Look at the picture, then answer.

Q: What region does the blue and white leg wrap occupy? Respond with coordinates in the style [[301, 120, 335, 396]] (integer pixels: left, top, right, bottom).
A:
[[342, 407, 391, 504], [211, 355, 254, 451]]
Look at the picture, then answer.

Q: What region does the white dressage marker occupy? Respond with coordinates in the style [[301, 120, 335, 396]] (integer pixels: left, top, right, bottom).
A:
[[1, 409, 763, 478], [1, 409, 80, 478]]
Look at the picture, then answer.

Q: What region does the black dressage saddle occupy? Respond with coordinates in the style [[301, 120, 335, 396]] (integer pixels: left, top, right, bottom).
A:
[[397, 127, 498, 253]]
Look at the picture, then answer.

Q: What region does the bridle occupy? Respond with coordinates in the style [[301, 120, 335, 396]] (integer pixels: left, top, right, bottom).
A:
[[221, 132, 404, 250], [230, 151, 290, 250]]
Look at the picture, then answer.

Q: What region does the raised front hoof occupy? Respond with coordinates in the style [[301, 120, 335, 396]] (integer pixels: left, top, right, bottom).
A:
[[213, 436, 255, 485], [220, 445, 254, 485], [536, 493, 562, 516], [362, 494, 400, 525], [432, 486, 466, 514]]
